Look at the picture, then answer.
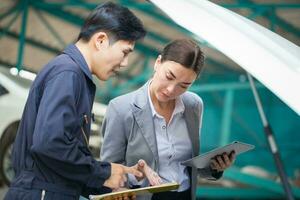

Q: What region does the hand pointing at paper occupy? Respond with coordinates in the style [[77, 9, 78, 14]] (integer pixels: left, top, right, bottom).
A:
[[104, 163, 143, 190]]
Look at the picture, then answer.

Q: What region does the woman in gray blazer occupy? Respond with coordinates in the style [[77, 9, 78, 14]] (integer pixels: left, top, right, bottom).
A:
[[100, 39, 235, 200]]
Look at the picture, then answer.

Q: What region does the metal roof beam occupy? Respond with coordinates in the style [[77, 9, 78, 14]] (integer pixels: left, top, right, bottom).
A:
[[0, 4, 20, 21], [16, 0, 29, 71], [32, 1, 236, 71], [0, 27, 61, 54], [0, 8, 21, 39], [234, 0, 300, 37], [264, 11, 300, 37]]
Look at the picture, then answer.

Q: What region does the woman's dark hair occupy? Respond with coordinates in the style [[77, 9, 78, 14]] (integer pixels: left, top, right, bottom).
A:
[[78, 2, 146, 42], [161, 39, 205, 76]]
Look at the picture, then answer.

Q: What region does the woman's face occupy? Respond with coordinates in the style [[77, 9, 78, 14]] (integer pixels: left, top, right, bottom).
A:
[[150, 56, 197, 103]]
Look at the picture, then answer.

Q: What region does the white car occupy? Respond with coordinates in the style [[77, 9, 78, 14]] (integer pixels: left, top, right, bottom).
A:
[[0, 67, 106, 186]]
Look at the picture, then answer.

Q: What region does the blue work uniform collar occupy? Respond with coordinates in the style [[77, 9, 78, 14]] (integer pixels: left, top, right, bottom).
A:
[[63, 44, 94, 82]]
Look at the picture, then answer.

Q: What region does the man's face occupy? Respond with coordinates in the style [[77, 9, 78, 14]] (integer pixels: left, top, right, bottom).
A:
[[92, 40, 135, 81]]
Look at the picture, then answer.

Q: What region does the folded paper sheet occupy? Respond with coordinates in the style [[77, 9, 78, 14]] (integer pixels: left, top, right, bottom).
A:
[[89, 182, 179, 200]]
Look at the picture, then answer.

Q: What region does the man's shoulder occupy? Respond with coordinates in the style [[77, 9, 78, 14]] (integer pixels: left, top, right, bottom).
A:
[[32, 54, 84, 90], [38, 54, 82, 81], [48, 54, 81, 74]]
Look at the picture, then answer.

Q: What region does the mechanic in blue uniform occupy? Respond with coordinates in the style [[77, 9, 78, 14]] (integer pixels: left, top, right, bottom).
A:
[[5, 2, 146, 200]]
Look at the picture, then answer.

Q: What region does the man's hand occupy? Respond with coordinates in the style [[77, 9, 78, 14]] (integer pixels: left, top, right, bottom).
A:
[[133, 159, 162, 186], [111, 188, 136, 200], [104, 163, 143, 190], [210, 151, 236, 172]]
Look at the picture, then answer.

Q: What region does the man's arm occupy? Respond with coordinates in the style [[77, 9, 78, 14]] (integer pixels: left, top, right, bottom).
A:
[[31, 71, 110, 188]]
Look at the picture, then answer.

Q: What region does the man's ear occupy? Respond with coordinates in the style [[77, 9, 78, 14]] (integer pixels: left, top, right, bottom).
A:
[[154, 55, 162, 71], [92, 32, 109, 50]]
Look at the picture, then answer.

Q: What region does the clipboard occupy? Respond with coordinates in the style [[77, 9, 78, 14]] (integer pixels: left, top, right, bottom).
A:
[[181, 141, 254, 168], [89, 182, 179, 200]]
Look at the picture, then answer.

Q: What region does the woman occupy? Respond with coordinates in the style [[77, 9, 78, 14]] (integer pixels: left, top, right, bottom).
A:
[[100, 39, 235, 200]]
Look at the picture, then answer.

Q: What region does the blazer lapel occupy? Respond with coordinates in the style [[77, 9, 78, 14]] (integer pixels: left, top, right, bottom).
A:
[[132, 83, 159, 163], [183, 97, 200, 157]]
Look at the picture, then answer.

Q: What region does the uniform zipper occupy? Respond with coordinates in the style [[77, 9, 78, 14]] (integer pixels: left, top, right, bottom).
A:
[[81, 126, 89, 146], [84, 114, 89, 124], [41, 190, 45, 200], [81, 114, 91, 150]]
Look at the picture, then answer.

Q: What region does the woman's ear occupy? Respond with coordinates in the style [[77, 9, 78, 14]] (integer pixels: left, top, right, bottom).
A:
[[154, 55, 162, 71]]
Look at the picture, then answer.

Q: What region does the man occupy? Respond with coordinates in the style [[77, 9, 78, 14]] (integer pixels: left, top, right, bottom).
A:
[[5, 2, 146, 200]]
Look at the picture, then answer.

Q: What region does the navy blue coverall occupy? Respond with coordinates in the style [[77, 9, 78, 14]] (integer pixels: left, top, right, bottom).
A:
[[5, 44, 111, 200]]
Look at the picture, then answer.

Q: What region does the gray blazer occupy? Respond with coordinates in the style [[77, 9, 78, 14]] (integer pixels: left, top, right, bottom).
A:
[[100, 82, 220, 200]]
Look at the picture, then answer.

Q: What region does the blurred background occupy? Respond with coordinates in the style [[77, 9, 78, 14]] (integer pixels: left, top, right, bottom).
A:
[[0, 0, 299, 199]]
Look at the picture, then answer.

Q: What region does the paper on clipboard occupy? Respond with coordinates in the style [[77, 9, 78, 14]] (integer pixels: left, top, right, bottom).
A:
[[181, 141, 254, 168], [89, 182, 179, 200]]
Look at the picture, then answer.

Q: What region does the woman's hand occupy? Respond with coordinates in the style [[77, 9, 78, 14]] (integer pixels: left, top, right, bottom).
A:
[[210, 151, 236, 172], [133, 159, 163, 186]]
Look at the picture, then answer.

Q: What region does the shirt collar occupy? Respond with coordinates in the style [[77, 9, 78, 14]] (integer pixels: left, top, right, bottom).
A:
[[63, 44, 93, 82], [147, 81, 185, 118]]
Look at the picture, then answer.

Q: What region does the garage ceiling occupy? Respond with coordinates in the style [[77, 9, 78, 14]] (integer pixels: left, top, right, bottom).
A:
[[0, 0, 299, 102]]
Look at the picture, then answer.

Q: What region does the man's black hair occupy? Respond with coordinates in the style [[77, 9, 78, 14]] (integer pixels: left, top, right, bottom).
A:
[[78, 2, 146, 42]]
